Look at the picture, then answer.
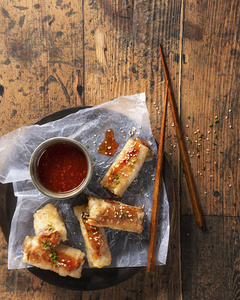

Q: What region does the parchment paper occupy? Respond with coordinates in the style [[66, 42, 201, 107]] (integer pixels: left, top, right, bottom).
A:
[[0, 93, 169, 269]]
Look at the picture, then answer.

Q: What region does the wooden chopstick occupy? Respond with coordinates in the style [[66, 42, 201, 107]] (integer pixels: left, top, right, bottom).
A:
[[147, 81, 169, 273], [159, 44, 204, 228]]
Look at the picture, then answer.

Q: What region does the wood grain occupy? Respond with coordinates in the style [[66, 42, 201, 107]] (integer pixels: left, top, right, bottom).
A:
[[0, 0, 239, 298], [180, 0, 240, 217]]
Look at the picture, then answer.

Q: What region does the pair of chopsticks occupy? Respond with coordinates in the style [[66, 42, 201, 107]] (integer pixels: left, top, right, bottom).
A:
[[146, 44, 204, 273]]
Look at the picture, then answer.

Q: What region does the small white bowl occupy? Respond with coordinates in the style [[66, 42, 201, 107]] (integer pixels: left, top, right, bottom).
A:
[[29, 137, 93, 199]]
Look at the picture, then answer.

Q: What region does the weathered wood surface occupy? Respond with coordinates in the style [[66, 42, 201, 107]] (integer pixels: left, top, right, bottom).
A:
[[0, 0, 239, 299]]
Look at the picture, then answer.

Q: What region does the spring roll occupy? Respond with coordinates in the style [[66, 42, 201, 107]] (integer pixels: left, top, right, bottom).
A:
[[100, 137, 154, 196], [87, 196, 145, 234], [22, 236, 85, 278], [33, 203, 67, 246], [74, 205, 111, 268]]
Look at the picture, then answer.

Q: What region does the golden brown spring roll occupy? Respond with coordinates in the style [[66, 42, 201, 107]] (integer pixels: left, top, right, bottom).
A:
[[100, 137, 153, 196], [87, 196, 145, 234], [74, 205, 111, 268], [22, 236, 85, 278], [33, 203, 67, 246]]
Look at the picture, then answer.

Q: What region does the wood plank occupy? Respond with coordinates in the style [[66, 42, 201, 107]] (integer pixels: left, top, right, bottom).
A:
[[0, 0, 84, 135], [83, 0, 183, 298], [180, 0, 240, 217], [181, 215, 240, 299]]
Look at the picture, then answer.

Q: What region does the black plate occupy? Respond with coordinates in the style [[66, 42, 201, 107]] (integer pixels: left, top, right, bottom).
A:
[[0, 106, 174, 291]]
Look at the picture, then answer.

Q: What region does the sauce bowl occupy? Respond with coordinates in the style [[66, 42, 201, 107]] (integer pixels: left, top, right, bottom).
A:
[[29, 137, 93, 199]]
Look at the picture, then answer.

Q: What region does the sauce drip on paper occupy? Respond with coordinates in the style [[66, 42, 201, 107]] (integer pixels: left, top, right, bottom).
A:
[[98, 129, 119, 156]]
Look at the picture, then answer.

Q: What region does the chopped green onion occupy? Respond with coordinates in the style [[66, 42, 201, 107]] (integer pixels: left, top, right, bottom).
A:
[[213, 142, 216, 145], [115, 175, 119, 179], [214, 134, 218, 139], [124, 213, 128, 217], [220, 151, 223, 154], [187, 115, 190, 119], [215, 119, 219, 123], [199, 133, 203, 138], [114, 212, 117, 215], [196, 147, 199, 152], [93, 157, 96, 161], [209, 124, 213, 127], [203, 166, 206, 170], [188, 139, 192, 143], [115, 182, 119, 185]]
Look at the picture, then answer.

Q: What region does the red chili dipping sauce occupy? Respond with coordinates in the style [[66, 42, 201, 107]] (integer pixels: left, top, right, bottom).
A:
[[37, 142, 88, 193]]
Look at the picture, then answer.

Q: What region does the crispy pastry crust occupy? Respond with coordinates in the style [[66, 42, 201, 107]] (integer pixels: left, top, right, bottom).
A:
[[100, 137, 153, 196], [74, 205, 111, 268], [87, 196, 145, 234], [33, 203, 67, 246], [22, 236, 85, 278]]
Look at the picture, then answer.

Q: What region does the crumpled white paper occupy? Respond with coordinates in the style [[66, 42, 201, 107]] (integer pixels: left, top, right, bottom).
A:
[[0, 93, 169, 269]]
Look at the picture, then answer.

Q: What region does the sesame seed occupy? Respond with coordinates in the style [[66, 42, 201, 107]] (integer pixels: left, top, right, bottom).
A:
[[229, 125, 232, 128], [208, 131, 211, 134], [210, 175, 213, 178], [229, 109, 232, 112], [229, 184, 232, 187], [225, 116, 228, 119], [186, 125, 189, 128], [171, 124, 174, 127], [215, 115, 218, 119]]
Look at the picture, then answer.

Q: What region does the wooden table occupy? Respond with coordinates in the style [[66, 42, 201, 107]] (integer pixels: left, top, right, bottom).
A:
[[0, 1, 239, 299]]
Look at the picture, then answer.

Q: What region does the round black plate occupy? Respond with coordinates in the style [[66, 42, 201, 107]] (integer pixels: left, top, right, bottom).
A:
[[0, 106, 174, 291]]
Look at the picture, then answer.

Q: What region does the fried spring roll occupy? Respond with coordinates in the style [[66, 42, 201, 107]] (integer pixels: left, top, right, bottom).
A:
[[74, 205, 111, 268], [100, 137, 154, 196], [87, 196, 145, 234], [33, 203, 67, 246], [22, 236, 85, 278]]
